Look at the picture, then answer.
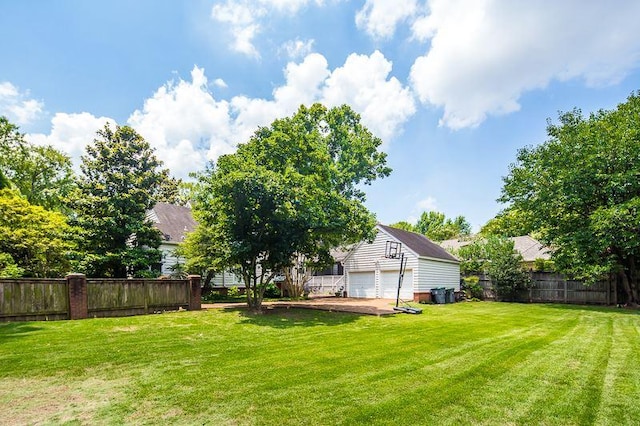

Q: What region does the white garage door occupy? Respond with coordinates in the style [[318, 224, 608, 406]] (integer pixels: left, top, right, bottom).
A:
[[381, 270, 413, 300], [348, 271, 376, 298]]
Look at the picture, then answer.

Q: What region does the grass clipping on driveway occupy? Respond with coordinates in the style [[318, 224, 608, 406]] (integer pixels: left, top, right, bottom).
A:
[[1, 303, 639, 425]]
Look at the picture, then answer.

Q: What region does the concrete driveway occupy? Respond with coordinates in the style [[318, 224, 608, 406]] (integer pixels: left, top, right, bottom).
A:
[[203, 296, 400, 316]]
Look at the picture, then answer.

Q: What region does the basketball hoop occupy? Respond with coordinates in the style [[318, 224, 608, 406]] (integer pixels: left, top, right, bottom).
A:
[[384, 240, 422, 314], [385, 241, 402, 259]]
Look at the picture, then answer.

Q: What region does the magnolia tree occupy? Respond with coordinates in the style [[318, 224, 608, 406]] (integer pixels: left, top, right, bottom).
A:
[[71, 124, 177, 277], [184, 104, 390, 311]]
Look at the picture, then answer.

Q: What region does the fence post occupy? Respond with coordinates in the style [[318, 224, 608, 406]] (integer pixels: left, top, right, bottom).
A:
[[66, 273, 88, 320], [188, 275, 201, 310]]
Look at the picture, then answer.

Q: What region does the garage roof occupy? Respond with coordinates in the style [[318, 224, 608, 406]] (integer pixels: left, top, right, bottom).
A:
[[378, 224, 459, 262]]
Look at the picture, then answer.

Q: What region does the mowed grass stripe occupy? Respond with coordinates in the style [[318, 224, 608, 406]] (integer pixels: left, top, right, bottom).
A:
[[1, 303, 638, 425]]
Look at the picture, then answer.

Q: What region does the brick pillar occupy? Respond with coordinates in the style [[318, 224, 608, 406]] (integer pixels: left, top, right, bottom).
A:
[[188, 275, 201, 310], [66, 273, 88, 320]]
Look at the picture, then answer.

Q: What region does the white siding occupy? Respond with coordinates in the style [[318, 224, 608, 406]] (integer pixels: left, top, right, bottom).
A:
[[343, 230, 419, 273], [159, 242, 182, 275], [381, 269, 413, 299], [210, 270, 245, 288], [344, 228, 419, 298], [416, 258, 460, 291]]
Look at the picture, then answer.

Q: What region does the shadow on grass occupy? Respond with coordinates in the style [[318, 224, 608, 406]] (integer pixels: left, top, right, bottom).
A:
[[543, 303, 640, 316], [232, 306, 363, 328], [0, 322, 43, 342]]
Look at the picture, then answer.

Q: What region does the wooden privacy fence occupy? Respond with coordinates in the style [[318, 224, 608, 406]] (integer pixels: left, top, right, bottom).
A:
[[474, 272, 616, 305], [0, 274, 201, 322]]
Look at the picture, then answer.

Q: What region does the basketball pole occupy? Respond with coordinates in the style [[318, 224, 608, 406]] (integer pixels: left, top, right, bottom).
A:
[[395, 252, 406, 308]]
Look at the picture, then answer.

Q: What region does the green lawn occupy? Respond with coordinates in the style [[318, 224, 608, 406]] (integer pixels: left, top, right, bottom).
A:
[[1, 303, 639, 425]]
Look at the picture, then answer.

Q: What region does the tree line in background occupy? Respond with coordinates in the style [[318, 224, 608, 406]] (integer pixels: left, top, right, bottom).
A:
[[0, 117, 182, 279], [390, 211, 472, 241], [0, 103, 391, 313], [2, 91, 640, 306]]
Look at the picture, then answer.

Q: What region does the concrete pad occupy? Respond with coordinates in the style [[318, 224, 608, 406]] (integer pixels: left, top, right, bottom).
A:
[[203, 296, 400, 316]]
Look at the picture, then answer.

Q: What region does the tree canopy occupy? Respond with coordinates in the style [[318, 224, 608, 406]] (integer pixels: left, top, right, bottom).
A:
[[0, 189, 75, 277], [185, 103, 390, 311], [0, 116, 75, 211], [71, 124, 173, 277], [501, 91, 640, 304], [390, 211, 471, 241], [479, 207, 537, 238]]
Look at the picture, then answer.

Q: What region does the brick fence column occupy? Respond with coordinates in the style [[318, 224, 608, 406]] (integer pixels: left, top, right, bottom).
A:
[[66, 273, 88, 320], [188, 275, 201, 310]]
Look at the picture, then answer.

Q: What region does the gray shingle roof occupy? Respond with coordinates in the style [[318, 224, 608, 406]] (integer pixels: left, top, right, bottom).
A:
[[149, 202, 197, 243], [439, 235, 551, 263], [378, 224, 459, 262]]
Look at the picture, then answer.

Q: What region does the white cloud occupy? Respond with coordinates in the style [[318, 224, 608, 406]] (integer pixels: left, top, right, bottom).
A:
[[355, 0, 418, 39], [27, 51, 415, 180], [416, 196, 438, 212], [211, 0, 326, 57], [405, 196, 438, 224], [129, 53, 414, 178], [127, 66, 235, 179], [213, 78, 228, 88], [27, 112, 115, 167], [280, 38, 315, 59], [322, 50, 416, 141], [211, 1, 265, 58], [409, 0, 640, 129], [0, 81, 44, 125]]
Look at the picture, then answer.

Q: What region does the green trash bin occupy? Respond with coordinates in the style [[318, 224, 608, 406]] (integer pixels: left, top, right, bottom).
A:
[[445, 288, 455, 303], [431, 287, 446, 304]]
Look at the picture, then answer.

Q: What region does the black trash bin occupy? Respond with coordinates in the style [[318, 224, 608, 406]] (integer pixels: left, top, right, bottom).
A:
[[445, 288, 455, 303], [431, 287, 446, 304]]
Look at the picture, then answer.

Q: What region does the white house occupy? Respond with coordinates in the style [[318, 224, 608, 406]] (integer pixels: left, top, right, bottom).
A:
[[147, 202, 244, 287], [343, 224, 460, 301], [147, 202, 197, 275]]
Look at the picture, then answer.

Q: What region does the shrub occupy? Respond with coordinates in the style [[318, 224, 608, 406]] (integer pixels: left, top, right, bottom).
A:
[[533, 258, 555, 272], [462, 275, 483, 300], [263, 282, 280, 299]]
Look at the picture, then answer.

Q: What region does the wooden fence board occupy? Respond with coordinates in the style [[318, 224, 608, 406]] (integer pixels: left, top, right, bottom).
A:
[[0, 279, 68, 320], [473, 272, 614, 305], [1, 277, 198, 322]]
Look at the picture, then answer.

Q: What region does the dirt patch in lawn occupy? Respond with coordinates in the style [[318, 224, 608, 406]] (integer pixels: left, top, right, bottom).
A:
[[0, 376, 123, 425]]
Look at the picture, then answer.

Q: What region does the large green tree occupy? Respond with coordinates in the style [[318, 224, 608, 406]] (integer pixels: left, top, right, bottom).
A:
[[0, 189, 75, 277], [479, 207, 537, 238], [72, 124, 172, 277], [414, 211, 471, 241], [0, 116, 75, 211], [501, 92, 640, 305], [185, 104, 390, 311]]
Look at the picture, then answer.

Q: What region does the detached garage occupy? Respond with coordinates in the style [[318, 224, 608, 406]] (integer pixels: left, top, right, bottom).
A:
[[343, 224, 460, 301]]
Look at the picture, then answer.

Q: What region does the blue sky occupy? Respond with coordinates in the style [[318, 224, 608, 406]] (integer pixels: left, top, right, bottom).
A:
[[2, 0, 639, 231]]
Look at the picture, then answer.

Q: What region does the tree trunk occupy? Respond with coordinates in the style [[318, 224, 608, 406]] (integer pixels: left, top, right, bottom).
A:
[[202, 270, 215, 290], [628, 257, 639, 305], [618, 271, 635, 306]]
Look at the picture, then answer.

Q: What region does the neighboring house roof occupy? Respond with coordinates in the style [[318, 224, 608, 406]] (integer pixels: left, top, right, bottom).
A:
[[148, 202, 197, 243], [378, 224, 459, 263], [330, 247, 352, 263], [439, 235, 551, 263], [511, 235, 551, 262]]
